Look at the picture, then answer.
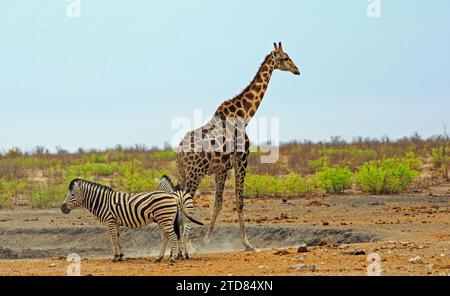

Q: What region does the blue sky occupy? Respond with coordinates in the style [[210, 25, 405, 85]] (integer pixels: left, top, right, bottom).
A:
[[1, 1, 449, 152]]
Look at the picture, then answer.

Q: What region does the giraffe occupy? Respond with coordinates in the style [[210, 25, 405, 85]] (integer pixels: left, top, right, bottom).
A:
[[176, 42, 300, 251]]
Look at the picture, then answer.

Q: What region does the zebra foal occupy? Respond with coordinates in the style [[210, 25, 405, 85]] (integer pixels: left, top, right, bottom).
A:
[[61, 178, 203, 263]]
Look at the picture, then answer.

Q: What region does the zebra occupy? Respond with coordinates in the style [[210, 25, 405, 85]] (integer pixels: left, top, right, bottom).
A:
[[61, 178, 203, 263], [157, 175, 197, 259]]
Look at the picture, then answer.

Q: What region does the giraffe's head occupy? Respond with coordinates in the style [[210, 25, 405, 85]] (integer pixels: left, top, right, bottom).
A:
[[271, 42, 300, 76]]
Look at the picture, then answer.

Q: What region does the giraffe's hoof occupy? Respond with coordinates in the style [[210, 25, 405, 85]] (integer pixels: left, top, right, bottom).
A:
[[154, 257, 163, 263], [243, 243, 256, 252], [111, 257, 118, 263]]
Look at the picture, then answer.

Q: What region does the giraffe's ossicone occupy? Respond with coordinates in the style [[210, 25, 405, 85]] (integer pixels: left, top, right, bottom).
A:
[[176, 42, 300, 251]]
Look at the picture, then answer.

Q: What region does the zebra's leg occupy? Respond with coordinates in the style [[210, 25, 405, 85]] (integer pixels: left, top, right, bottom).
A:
[[168, 229, 180, 264], [234, 152, 255, 251], [155, 224, 168, 263], [160, 219, 180, 264], [107, 221, 121, 262], [204, 170, 227, 245], [116, 225, 124, 261], [182, 221, 192, 259]]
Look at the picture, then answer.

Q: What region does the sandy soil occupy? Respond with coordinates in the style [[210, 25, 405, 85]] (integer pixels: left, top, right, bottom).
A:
[[0, 184, 449, 275]]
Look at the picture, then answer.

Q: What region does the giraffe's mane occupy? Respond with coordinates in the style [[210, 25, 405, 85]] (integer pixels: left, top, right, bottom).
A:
[[224, 53, 272, 105], [69, 178, 114, 192]]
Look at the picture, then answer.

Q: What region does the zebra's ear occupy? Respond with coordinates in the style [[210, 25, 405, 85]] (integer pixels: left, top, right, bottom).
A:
[[68, 179, 79, 190]]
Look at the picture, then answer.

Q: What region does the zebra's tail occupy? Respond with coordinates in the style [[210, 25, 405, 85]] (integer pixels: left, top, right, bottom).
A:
[[179, 202, 204, 226], [182, 209, 204, 226]]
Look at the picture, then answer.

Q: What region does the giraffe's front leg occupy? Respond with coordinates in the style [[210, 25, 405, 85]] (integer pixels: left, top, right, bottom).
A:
[[107, 221, 121, 262], [204, 170, 227, 245], [235, 153, 255, 251]]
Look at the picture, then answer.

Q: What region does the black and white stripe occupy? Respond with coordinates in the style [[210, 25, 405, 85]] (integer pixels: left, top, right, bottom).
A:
[[61, 178, 189, 263], [157, 175, 197, 259]]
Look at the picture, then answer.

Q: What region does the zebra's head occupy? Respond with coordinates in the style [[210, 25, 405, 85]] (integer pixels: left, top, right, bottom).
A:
[[61, 179, 84, 214], [157, 175, 193, 203]]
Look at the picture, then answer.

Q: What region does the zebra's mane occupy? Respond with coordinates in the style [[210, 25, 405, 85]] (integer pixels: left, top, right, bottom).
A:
[[69, 178, 114, 192], [159, 175, 183, 192]]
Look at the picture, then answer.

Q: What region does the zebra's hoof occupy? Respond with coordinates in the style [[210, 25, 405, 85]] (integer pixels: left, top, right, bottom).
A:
[[185, 253, 190, 260], [169, 258, 176, 265]]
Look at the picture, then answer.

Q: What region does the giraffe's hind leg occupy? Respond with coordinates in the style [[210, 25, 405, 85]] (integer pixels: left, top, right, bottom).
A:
[[204, 170, 228, 245], [234, 152, 255, 251]]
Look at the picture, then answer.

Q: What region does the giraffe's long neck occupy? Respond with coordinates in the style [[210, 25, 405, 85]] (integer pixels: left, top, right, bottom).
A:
[[213, 54, 275, 123]]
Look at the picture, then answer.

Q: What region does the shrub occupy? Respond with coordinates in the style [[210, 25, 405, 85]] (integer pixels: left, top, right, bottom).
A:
[[280, 173, 312, 196], [314, 166, 352, 194], [89, 153, 108, 163], [401, 152, 422, 170], [150, 150, 176, 161], [356, 159, 417, 194], [244, 173, 312, 197], [0, 178, 12, 208], [431, 147, 448, 169], [29, 187, 65, 208]]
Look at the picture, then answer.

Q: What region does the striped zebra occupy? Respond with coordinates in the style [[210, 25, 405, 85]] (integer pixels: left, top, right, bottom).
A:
[[157, 175, 196, 259], [61, 178, 203, 263]]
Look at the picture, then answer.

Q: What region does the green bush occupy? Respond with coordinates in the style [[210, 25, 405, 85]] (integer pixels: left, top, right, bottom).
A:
[[431, 147, 448, 169], [314, 166, 352, 194], [356, 159, 417, 194], [401, 152, 422, 170], [112, 160, 171, 192], [89, 153, 108, 163], [29, 187, 65, 208], [244, 173, 311, 197], [150, 150, 176, 161], [0, 178, 12, 208], [280, 173, 312, 196]]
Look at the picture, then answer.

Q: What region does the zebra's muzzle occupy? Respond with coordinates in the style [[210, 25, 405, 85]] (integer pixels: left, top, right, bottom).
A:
[[61, 203, 70, 214]]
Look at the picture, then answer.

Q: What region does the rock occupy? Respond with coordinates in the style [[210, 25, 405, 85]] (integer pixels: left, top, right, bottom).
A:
[[318, 241, 328, 246], [408, 256, 423, 264], [289, 264, 316, 272], [297, 243, 308, 253], [48, 263, 56, 267], [322, 221, 329, 226], [293, 255, 306, 261], [274, 249, 289, 255], [339, 244, 349, 250], [368, 201, 384, 206], [344, 250, 366, 255]]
